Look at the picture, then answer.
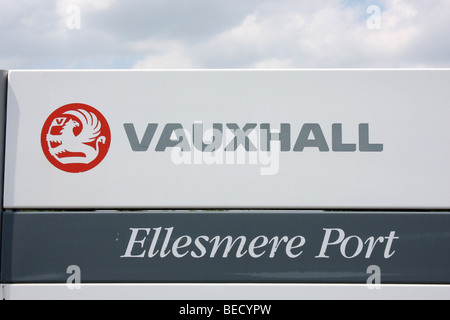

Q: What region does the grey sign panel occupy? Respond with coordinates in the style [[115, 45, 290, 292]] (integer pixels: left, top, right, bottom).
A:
[[2, 211, 450, 284]]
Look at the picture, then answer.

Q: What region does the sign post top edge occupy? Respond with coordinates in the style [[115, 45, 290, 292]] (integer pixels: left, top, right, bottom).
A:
[[5, 68, 450, 73]]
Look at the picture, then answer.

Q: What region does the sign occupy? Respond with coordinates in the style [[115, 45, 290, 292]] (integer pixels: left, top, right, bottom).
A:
[[2, 211, 450, 284], [1, 70, 450, 299], [4, 69, 450, 209]]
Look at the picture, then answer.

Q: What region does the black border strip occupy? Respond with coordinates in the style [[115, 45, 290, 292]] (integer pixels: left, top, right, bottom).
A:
[[0, 70, 8, 282]]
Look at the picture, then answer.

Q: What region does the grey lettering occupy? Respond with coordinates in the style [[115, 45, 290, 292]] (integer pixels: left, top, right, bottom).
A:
[[248, 236, 269, 258], [148, 227, 162, 258], [124, 123, 158, 151], [384, 231, 399, 259], [316, 228, 346, 259], [193, 122, 223, 152], [225, 123, 258, 151], [191, 236, 209, 258], [156, 124, 191, 152], [332, 123, 357, 152], [210, 235, 248, 258], [359, 123, 383, 152], [340, 236, 364, 259], [121, 228, 151, 258], [268, 236, 290, 258], [161, 227, 174, 258], [172, 235, 192, 258], [286, 236, 306, 258], [260, 123, 291, 152], [364, 236, 385, 258], [293, 123, 329, 152]]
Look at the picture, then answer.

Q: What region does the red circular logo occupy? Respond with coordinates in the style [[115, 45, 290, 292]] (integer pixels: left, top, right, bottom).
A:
[[41, 103, 111, 173]]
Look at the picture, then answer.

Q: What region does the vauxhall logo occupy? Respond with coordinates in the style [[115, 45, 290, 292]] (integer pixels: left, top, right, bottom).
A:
[[41, 103, 111, 173], [42, 104, 384, 175]]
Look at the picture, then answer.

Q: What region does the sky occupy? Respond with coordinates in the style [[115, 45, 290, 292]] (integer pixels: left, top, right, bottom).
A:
[[0, 0, 449, 69]]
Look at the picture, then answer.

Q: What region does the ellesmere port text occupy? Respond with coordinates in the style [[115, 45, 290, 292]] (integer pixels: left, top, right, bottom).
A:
[[121, 227, 399, 260]]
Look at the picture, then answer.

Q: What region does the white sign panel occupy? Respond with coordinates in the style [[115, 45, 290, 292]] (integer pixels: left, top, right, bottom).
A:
[[4, 69, 450, 209]]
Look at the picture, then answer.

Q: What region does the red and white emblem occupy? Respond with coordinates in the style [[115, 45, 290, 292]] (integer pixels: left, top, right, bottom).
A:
[[41, 103, 111, 173]]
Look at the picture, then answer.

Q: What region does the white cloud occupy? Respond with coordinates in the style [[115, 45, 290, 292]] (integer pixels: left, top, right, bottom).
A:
[[0, 0, 449, 69], [185, 0, 450, 68], [251, 58, 293, 69], [361, 0, 450, 67], [187, 2, 368, 67], [55, 0, 116, 14], [132, 41, 196, 69]]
